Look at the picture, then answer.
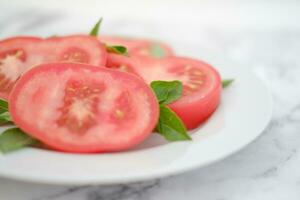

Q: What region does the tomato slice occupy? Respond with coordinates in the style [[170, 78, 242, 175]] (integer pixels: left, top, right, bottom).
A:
[[130, 56, 222, 129], [9, 63, 159, 153], [0, 35, 107, 100], [99, 35, 173, 58]]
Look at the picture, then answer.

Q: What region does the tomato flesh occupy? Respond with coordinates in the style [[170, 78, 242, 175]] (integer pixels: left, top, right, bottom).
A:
[[106, 54, 139, 75], [0, 35, 106, 100], [131, 56, 222, 129], [59, 47, 89, 63], [130, 41, 173, 58], [56, 80, 104, 134], [0, 49, 26, 61], [99, 35, 173, 58], [9, 63, 159, 153]]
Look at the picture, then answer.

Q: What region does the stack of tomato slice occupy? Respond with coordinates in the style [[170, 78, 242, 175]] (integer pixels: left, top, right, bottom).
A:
[[0, 33, 221, 153], [102, 36, 222, 129]]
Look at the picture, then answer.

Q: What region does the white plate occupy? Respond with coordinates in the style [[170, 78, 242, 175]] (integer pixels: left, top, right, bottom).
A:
[[0, 65, 272, 185]]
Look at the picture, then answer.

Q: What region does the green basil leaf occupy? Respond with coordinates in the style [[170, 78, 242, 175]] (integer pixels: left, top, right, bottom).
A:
[[222, 79, 234, 88], [0, 108, 6, 114], [89, 18, 102, 36], [106, 45, 128, 56], [0, 99, 8, 111], [149, 42, 167, 58], [0, 112, 12, 123], [0, 128, 38, 153], [156, 105, 191, 141], [150, 80, 183, 105]]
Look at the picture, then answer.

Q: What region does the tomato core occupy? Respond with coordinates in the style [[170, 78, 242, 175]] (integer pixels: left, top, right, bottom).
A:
[[56, 80, 104, 134]]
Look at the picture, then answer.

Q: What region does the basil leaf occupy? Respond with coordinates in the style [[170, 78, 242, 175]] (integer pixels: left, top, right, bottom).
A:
[[149, 43, 167, 58], [0, 99, 8, 111], [89, 18, 102, 36], [222, 79, 234, 88], [150, 80, 183, 105], [0, 108, 6, 114], [0, 128, 38, 153], [106, 45, 128, 56], [156, 105, 191, 141], [0, 112, 12, 123]]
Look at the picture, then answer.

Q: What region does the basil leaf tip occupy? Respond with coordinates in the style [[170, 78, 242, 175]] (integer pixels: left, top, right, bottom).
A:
[[156, 105, 191, 141], [106, 45, 128, 56], [89, 18, 103, 36], [222, 79, 234, 88]]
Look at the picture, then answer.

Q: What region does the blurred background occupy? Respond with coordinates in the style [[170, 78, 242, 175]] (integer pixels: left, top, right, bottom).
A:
[[1, 0, 300, 199], [1, 0, 299, 80]]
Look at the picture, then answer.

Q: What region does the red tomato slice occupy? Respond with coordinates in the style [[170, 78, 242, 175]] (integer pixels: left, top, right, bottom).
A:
[[131, 56, 222, 129], [9, 63, 159, 153], [0, 35, 107, 100], [99, 35, 173, 58]]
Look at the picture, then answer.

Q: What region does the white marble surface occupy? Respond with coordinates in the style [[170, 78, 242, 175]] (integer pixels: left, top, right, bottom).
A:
[[0, 0, 300, 199]]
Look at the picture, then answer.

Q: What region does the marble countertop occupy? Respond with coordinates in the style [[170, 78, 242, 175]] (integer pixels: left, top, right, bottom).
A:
[[0, 0, 300, 199]]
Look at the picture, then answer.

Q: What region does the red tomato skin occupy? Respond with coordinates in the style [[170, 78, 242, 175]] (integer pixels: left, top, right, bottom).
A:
[[9, 63, 159, 153], [0, 36, 42, 46]]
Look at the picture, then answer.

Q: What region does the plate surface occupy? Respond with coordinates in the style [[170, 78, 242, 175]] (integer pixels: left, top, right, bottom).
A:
[[0, 65, 272, 185]]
